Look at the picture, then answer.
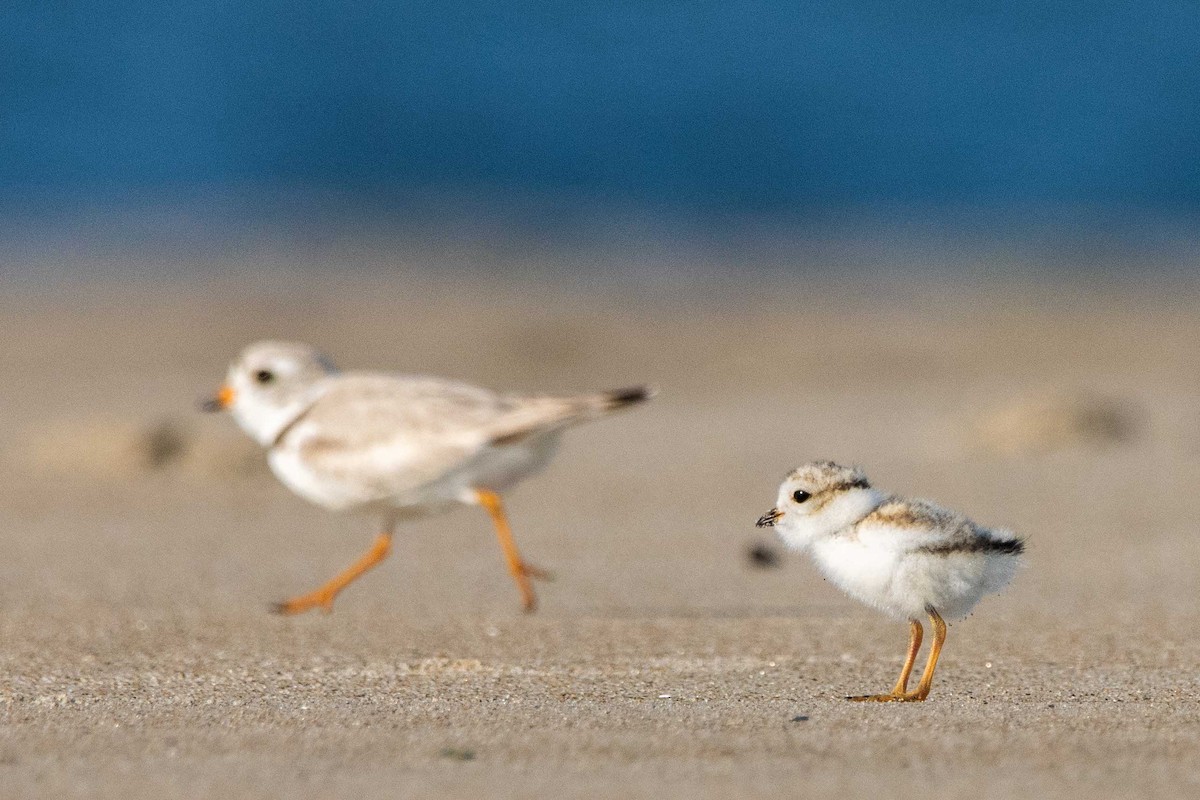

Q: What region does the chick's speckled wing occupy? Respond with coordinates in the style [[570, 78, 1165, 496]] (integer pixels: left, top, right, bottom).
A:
[[856, 497, 980, 549], [857, 496, 1022, 557], [278, 373, 579, 498]]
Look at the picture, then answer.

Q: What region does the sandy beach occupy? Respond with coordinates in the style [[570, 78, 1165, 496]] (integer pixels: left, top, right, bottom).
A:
[[1, 261, 1198, 798]]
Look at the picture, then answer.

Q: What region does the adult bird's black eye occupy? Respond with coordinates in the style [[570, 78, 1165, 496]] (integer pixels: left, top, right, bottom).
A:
[[792, 490, 811, 503], [254, 369, 275, 384]]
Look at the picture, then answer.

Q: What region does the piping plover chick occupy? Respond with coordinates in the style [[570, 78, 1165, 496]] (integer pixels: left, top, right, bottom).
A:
[[756, 461, 1023, 702], [202, 340, 651, 615]]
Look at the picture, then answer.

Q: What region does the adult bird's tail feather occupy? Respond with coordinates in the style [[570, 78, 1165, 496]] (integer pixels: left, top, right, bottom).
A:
[[488, 386, 655, 447]]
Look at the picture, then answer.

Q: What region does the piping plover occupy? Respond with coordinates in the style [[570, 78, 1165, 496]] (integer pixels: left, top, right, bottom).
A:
[[756, 461, 1023, 702], [202, 340, 651, 614]]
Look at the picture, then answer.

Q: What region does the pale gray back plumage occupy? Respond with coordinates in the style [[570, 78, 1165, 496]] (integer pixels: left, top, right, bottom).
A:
[[276, 372, 649, 501]]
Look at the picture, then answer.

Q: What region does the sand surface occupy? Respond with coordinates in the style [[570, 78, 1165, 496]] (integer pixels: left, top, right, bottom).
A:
[[1, 267, 1198, 798]]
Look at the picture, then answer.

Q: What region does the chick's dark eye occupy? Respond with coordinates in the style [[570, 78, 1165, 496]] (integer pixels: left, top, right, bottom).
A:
[[792, 490, 811, 503], [254, 369, 275, 384]]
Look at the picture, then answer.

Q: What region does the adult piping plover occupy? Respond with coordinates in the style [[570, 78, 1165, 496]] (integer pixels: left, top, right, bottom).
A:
[[202, 340, 651, 614], [756, 461, 1023, 702]]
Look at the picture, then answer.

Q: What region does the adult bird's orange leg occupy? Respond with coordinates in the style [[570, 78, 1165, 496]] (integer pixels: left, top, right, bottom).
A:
[[273, 531, 393, 615], [848, 618, 923, 702], [903, 606, 947, 701], [475, 488, 549, 613]]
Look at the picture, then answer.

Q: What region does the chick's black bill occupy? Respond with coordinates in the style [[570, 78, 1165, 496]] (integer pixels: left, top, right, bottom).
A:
[[756, 508, 782, 528]]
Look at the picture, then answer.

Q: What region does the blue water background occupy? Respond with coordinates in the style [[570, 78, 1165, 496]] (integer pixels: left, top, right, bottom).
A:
[[4, 2, 1200, 247]]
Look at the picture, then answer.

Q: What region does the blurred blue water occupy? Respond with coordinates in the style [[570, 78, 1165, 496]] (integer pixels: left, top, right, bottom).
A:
[[3, 2, 1200, 226]]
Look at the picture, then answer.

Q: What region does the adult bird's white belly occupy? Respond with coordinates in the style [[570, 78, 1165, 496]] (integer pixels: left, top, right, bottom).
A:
[[268, 428, 562, 516]]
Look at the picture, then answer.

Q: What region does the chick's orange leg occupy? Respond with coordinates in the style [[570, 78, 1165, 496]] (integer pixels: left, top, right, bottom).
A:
[[901, 607, 946, 701], [273, 532, 392, 615], [848, 618, 924, 702], [893, 618, 924, 695], [475, 488, 549, 613]]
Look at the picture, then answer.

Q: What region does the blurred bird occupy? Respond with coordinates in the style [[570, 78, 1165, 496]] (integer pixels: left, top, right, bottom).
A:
[[757, 461, 1023, 701], [203, 340, 651, 614]]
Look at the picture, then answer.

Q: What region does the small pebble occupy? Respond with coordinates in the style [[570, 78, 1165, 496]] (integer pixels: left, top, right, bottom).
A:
[[747, 543, 781, 569], [438, 747, 476, 761]]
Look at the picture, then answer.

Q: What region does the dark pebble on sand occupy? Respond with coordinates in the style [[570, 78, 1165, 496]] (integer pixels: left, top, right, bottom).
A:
[[747, 543, 781, 568]]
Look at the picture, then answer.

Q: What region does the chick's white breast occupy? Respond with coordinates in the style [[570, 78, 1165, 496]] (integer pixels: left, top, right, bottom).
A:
[[812, 498, 1016, 620], [810, 534, 906, 615]]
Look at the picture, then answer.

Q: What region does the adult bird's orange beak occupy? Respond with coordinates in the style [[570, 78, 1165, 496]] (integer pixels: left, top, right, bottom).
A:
[[756, 507, 782, 528], [200, 385, 236, 413]]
